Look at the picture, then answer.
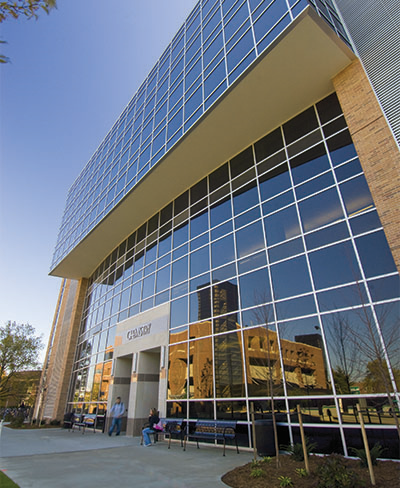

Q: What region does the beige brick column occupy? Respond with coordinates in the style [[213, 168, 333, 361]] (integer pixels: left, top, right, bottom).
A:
[[38, 278, 88, 421], [333, 59, 400, 273]]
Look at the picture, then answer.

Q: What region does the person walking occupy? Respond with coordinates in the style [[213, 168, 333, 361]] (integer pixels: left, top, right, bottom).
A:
[[141, 407, 160, 446], [108, 397, 125, 436]]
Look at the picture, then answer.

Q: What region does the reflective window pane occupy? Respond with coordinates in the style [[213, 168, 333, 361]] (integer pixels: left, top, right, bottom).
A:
[[275, 295, 316, 320], [278, 317, 331, 395], [309, 241, 361, 289], [368, 275, 400, 302], [264, 205, 300, 246], [244, 325, 284, 397], [190, 288, 211, 322], [340, 176, 374, 217], [238, 250, 267, 274], [350, 210, 382, 236], [290, 144, 330, 185], [168, 343, 188, 399], [271, 255, 312, 299], [212, 279, 239, 317], [356, 231, 396, 278], [299, 188, 344, 233], [239, 267, 271, 308], [211, 234, 235, 268], [268, 237, 304, 263], [189, 338, 214, 398], [236, 220, 265, 258], [212, 263, 236, 283], [210, 198, 232, 227], [190, 246, 210, 277], [170, 296, 188, 328], [214, 332, 245, 397], [172, 256, 188, 285], [305, 222, 349, 250], [190, 210, 208, 238], [317, 283, 368, 312], [259, 164, 291, 201], [233, 183, 259, 215]]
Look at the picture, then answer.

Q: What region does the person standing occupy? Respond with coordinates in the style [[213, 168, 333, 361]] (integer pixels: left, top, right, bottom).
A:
[[141, 407, 160, 446], [108, 397, 125, 436]]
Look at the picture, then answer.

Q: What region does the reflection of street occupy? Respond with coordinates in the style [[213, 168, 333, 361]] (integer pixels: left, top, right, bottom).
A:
[[295, 404, 399, 425], [341, 407, 399, 425]]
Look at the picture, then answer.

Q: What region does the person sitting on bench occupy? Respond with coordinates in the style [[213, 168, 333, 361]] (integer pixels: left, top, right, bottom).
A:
[[142, 407, 160, 447]]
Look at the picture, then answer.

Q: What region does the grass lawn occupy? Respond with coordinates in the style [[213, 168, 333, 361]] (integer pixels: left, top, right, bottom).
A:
[[0, 471, 19, 488]]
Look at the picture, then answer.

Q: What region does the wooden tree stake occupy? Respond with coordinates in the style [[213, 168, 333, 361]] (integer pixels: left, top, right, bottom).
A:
[[297, 404, 310, 474]]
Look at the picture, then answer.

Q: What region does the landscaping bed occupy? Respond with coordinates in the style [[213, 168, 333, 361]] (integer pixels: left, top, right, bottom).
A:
[[222, 454, 400, 488]]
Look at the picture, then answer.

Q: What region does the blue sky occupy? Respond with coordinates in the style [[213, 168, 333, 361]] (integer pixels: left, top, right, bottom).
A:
[[0, 0, 197, 360]]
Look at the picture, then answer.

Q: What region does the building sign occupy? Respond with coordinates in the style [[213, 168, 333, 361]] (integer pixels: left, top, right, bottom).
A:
[[117, 311, 169, 347], [126, 323, 152, 341]]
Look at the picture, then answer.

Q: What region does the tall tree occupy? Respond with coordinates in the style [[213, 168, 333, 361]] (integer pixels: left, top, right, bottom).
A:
[[0, 0, 57, 63], [0, 321, 43, 400]]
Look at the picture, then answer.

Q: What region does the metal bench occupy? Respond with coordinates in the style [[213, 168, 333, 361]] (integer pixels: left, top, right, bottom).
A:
[[71, 414, 97, 434], [183, 420, 239, 456], [141, 418, 185, 448]]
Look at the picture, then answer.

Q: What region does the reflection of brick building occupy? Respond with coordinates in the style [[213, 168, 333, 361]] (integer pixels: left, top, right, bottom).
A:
[[168, 318, 327, 401], [245, 328, 327, 393]]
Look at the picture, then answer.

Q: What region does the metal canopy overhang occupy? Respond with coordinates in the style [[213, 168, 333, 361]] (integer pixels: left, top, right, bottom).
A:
[[50, 7, 355, 279]]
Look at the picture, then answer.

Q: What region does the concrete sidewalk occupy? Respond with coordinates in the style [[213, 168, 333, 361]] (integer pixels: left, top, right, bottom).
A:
[[0, 425, 252, 487]]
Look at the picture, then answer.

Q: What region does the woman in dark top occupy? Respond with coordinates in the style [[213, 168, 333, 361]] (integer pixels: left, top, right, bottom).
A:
[[142, 407, 160, 446]]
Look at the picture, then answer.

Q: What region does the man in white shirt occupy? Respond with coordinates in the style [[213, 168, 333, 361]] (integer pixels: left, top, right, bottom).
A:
[[108, 396, 125, 436]]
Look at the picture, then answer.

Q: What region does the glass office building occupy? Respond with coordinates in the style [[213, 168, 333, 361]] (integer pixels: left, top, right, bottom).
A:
[[39, 0, 400, 457]]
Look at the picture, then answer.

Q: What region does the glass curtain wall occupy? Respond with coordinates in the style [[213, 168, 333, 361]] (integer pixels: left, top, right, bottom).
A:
[[68, 92, 400, 456], [51, 0, 350, 270]]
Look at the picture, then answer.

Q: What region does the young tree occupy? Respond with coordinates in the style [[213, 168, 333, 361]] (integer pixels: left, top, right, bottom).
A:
[[251, 302, 281, 468], [0, 321, 43, 401], [0, 0, 57, 63], [345, 300, 400, 446]]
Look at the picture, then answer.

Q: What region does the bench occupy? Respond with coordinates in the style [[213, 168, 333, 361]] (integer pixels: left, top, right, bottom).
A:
[[71, 414, 97, 434], [183, 420, 239, 456], [63, 413, 74, 431], [141, 418, 185, 448]]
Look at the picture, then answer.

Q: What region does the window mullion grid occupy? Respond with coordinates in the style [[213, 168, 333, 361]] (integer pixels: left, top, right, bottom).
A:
[[219, 0, 229, 88], [284, 0, 294, 21], [320, 108, 400, 400], [251, 140, 291, 408], [246, 0, 259, 56], [200, 1, 206, 116], [282, 111, 348, 450]]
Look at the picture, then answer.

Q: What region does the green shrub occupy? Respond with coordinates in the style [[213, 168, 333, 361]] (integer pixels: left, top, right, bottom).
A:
[[295, 468, 308, 478], [262, 456, 272, 464], [281, 437, 317, 461], [278, 475, 293, 487], [10, 415, 24, 428], [250, 467, 264, 478], [316, 454, 365, 488], [349, 443, 386, 467], [50, 419, 60, 426]]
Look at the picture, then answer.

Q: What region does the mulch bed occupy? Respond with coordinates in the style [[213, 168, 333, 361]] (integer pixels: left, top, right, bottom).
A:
[[5, 424, 60, 429], [222, 454, 400, 488]]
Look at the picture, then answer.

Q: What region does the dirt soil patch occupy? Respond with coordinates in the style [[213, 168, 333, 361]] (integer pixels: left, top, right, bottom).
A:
[[5, 424, 60, 430], [222, 454, 400, 488]]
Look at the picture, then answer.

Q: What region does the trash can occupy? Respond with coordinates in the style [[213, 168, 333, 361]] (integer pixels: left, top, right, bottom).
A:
[[255, 419, 275, 456]]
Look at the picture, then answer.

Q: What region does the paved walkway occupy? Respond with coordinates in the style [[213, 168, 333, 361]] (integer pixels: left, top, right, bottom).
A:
[[0, 425, 252, 487]]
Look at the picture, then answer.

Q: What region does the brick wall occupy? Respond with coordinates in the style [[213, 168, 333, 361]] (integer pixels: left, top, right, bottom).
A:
[[40, 278, 88, 421], [333, 59, 400, 273]]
